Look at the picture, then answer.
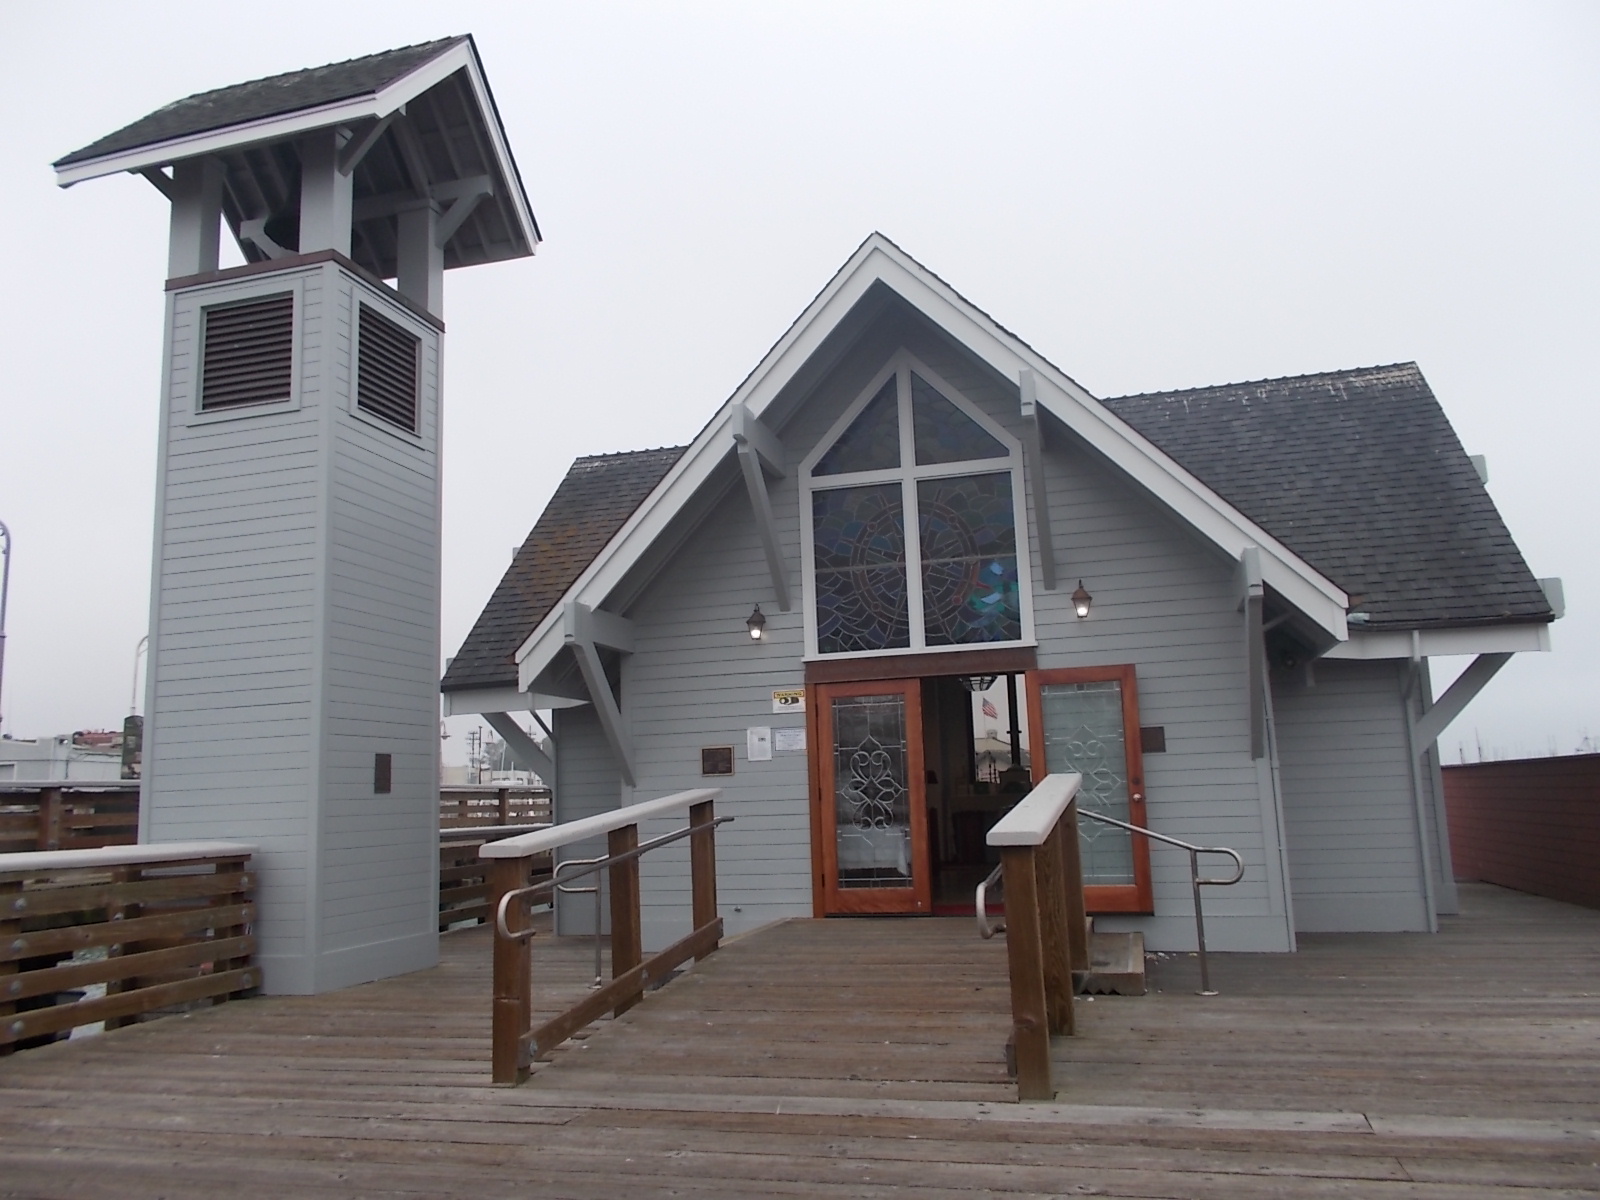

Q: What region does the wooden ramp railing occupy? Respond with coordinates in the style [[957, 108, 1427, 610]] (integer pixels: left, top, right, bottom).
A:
[[1, 841, 257, 1053], [482, 788, 726, 1085], [984, 772, 1088, 1101]]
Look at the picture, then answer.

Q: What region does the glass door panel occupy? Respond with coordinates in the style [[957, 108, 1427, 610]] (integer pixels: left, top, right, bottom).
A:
[[1027, 665, 1152, 913], [814, 680, 930, 914]]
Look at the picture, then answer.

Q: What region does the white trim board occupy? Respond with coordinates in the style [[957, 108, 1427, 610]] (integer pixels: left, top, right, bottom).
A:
[[515, 235, 1349, 692], [1323, 624, 1551, 660]]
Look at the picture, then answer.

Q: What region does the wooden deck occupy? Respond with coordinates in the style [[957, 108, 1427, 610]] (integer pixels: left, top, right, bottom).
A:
[[1, 883, 1597, 1197]]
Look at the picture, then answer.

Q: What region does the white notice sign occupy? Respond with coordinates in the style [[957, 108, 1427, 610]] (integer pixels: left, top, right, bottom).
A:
[[747, 726, 773, 762], [773, 726, 806, 754], [771, 688, 806, 714]]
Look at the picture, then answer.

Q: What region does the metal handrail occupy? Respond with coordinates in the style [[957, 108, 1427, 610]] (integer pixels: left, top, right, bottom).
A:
[[971, 805, 1244, 995], [554, 853, 606, 988], [1079, 809, 1243, 995], [976, 862, 1006, 939], [495, 815, 734, 941]]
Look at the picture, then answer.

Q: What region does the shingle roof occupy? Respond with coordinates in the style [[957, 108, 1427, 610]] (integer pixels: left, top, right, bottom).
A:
[[441, 447, 686, 692], [54, 38, 467, 167], [1103, 363, 1551, 630]]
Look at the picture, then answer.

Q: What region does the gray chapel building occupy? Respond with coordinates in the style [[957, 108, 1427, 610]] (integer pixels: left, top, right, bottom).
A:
[[443, 234, 1560, 954]]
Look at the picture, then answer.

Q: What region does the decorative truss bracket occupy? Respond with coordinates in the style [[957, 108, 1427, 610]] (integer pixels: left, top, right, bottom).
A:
[[1019, 370, 1058, 591], [563, 600, 637, 787], [732, 403, 791, 612], [1238, 546, 1267, 759], [482, 711, 557, 785], [1412, 652, 1512, 756]]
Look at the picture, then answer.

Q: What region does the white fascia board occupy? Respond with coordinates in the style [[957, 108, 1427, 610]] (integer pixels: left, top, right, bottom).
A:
[[513, 235, 1349, 685], [1324, 624, 1552, 660], [55, 42, 473, 186], [440, 685, 582, 716], [56, 39, 535, 253]]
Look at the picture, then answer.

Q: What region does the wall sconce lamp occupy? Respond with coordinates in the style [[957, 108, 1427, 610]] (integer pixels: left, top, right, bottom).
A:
[[746, 604, 767, 640], [1071, 581, 1093, 619]]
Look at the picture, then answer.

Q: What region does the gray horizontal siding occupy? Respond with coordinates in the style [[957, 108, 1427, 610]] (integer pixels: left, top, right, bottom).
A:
[[1273, 658, 1429, 932]]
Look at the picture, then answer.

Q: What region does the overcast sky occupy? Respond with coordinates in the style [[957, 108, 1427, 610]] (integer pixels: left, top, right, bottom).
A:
[[1, 1, 1594, 766]]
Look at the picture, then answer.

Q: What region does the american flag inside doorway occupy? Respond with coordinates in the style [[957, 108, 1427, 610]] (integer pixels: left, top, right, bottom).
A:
[[981, 698, 999, 719]]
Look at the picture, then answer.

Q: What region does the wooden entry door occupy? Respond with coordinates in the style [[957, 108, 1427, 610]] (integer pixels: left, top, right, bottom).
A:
[[814, 680, 931, 915], [1026, 665, 1153, 914]]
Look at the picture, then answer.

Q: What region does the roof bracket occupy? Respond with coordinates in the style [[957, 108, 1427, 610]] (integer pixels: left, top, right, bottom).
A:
[[136, 166, 175, 200], [1020, 369, 1057, 590], [435, 179, 494, 247], [563, 601, 636, 787], [732, 403, 791, 611], [1411, 652, 1512, 755], [482, 711, 556, 785], [1239, 547, 1267, 759], [338, 112, 398, 176], [238, 216, 293, 260]]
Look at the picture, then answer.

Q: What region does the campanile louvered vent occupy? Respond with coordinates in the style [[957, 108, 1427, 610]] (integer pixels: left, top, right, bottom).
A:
[[199, 293, 294, 410], [357, 304, 420, 433]]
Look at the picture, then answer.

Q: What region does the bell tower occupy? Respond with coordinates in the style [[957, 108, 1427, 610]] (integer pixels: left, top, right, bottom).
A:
[[54, 37, 539, 993]]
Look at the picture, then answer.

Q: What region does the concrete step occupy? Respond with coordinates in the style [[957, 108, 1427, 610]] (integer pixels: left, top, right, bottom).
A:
[[1081, 930, 1146, 995]]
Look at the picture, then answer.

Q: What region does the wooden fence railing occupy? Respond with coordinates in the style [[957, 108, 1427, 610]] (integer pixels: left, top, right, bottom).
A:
[[0, 786, 141, 854], [1, 841, 257, 1053], [482, 788, 726, 1084], [986, 772, 1088, 1101], [439, 785, 551, 831], [439, 827, 551, 932]]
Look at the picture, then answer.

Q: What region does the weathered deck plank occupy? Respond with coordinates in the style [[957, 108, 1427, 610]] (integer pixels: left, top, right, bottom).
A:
[[0, 885, 1596, 1198]]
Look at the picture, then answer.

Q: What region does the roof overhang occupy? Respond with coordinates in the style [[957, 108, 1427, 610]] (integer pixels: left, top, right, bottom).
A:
[[1323, 622, 1552, 660], [513, 234, 1350, 692], [53, 38, 538, 270]]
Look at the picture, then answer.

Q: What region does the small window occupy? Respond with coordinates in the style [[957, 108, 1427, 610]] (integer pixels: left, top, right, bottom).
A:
[[199, 293, 294, 411], [357, 304, 420, 433]]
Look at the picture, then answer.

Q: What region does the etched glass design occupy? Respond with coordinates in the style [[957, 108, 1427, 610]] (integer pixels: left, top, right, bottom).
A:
[[831, 694, 913, 889], [1039, 681, 1134, 884], [812, 484, 910, 653], [813, 378, 900, 475], [911, 372, 1006, 465], [918, 473, 1020, 645]]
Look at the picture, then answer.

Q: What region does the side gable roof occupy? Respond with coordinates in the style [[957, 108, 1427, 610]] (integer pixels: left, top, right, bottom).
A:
[[1104, 364, 1552, 630], [54, 39, 468, 167], [441, 447, 685, 693]]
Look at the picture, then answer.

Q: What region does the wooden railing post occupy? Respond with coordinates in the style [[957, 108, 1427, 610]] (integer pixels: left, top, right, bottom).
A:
[[1061, 798, 1089, 976], [1037, 821, 1075, 1036], [488, 856, 531, 1085], [1000, 844, 1053, 1101], [498, 787, 510, 826], [0, 879, 18, 1057], [38, 789, 63, 851], [689, 799, 719, 961], [608, 823, 643, 1016]]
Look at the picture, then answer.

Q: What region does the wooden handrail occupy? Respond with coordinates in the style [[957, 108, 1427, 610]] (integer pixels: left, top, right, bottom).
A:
[[482, 788, 725, 1084], [986, 772, 1089, 1102], [1, 842, 258, 1053]]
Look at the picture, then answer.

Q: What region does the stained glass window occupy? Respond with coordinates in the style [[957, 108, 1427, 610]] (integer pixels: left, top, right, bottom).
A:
[[912, 373, 1006, 465], [918, 473, 1021, 644], [806, 359, 1027, 655], [812, 484, 910, 654], [813, 378, 900, 475]]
